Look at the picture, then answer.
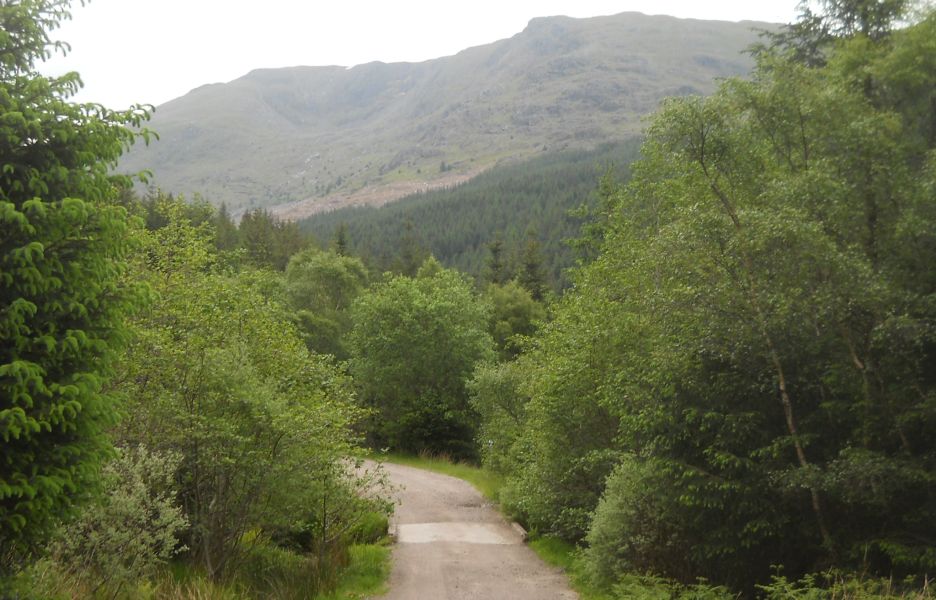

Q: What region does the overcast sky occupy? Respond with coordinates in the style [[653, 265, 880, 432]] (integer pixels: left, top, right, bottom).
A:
[[43, 1, 800, 109]]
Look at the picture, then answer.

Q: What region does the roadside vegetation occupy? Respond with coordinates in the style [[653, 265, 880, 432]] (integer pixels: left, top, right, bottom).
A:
[[472, 2, 936, 598], [0, 3, 391, 597]]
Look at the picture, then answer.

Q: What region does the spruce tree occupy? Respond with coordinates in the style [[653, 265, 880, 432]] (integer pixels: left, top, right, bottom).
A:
[[484, 235, 510, 285], [214, 202, 240, 251], [331, 222, 350, 256], [0, 0, 149, 569], [518, 228, 547, 301]]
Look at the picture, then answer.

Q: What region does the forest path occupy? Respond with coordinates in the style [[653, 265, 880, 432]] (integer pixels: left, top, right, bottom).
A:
[[375, 461, 578, 600]]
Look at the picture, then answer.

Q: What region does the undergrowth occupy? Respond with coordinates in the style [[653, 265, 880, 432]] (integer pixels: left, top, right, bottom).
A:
[[5, 540, 391, 599]]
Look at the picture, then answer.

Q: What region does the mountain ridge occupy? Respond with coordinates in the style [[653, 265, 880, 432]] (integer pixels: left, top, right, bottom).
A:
[[120, 12, 773, 217]]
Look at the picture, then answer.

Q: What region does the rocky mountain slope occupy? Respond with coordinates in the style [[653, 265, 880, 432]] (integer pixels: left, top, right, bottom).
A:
[[119, 12, 771, 217]]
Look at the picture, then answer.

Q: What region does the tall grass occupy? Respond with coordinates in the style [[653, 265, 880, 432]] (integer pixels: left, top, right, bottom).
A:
[[317, 544, 391, 600], [527, 537, 613, 600], [7, 539, 391, 600]]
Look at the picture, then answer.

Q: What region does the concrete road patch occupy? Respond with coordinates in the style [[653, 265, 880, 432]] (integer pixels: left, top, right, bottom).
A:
[[397, 522, 516, 544]]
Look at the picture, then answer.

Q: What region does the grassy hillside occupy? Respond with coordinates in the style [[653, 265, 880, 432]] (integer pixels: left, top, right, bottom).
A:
[[298, 141, 641, 288], [119, 12, 769, 215]]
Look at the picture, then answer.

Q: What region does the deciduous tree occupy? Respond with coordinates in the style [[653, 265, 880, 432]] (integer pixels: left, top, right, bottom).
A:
[[285, 247, 368, 359], [115, 205, 363, 578], [349, 260, 494, 457]]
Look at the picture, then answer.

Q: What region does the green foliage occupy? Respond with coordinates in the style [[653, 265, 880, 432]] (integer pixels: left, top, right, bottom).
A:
[[50, 445, 188, 594], [238, 208, 309, 270], [330, 222, 349, 256], [126, 189, 215, 231], [489, 6, 936, 593], [485, 280, 546, 360], [468, 360, 529, 474], [0, 0, 151, 569], [214, 203, 240, 251], [236, 539, 321, 599], [122, 189, 316, 270], [285, 247, 368, 359], [317, 544, 391, 600], [344, 510, 389, 545], [593, 18, 936, 581], [758, 0, 911, 65], [114, 203, 367, 579], [609, 575, 734, 600], [349, 261, 495, 458], [517, 228, 548, 301], [393, 219, 428, 277], [496, 285, 623, 540], [526, 536, 614, 600], [9, 540, 391, 600], [268, 460, 393, 568], [757, 571, 935, 599], [584, 456, 704, 587], [484, 235, 510, 285]]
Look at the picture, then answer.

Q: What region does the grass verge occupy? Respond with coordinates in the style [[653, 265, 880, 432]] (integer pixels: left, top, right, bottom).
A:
[[317, 543, 391, 600], [528, 536, 612, 600]]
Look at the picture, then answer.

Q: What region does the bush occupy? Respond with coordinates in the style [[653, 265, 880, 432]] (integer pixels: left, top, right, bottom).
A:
[[50, 445, 187, 594], [583, 456, 683, 587], [468, 359, 529, 474]]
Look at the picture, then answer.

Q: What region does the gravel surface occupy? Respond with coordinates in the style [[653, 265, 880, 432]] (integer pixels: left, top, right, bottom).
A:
[[375, 462, 578, 600]]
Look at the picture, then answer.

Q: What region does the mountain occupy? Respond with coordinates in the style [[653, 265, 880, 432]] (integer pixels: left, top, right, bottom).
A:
[[119, 12, 771, 217]]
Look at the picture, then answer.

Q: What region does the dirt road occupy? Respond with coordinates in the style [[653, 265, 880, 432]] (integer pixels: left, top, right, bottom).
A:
[[376, 462, 578, 600]]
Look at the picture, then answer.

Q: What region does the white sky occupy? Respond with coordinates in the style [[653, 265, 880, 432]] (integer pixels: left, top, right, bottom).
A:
[[43, 1, 799, 109]]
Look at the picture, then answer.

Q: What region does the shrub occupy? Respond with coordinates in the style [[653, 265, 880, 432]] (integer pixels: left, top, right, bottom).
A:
[[583, 456, 684, 587], [50, 445, 187, 593]]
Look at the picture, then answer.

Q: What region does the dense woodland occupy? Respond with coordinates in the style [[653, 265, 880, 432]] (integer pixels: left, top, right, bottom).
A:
[[2, 0, 936, 599], [298, 141, 641, 290]]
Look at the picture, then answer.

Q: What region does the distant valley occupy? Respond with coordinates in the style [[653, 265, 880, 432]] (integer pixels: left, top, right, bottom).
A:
[[119, 12, 771, 217]]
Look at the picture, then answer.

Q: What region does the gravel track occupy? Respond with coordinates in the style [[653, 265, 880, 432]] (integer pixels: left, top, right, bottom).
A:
[[375, 462, 578, 600]]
